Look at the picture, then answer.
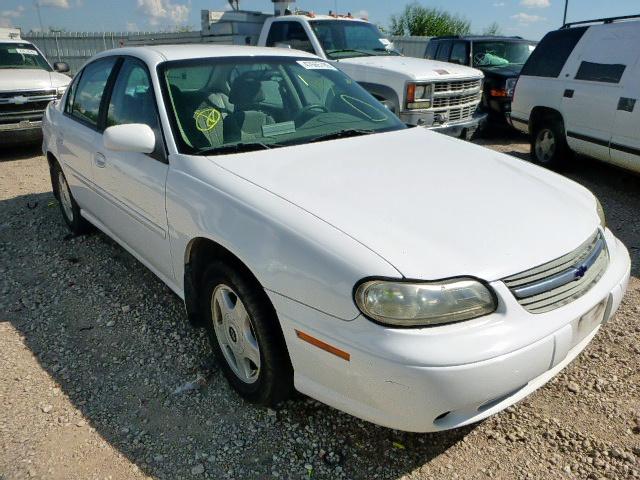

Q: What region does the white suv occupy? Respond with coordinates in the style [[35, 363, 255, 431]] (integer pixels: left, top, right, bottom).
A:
[[43, 45, 630, 433], [510, 15, 640, 172]]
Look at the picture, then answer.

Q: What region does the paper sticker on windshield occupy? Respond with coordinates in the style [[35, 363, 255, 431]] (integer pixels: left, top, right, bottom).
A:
[[262, 121, 296, 137], [15, 48, 39, 55], [297, 60, 337, 71]]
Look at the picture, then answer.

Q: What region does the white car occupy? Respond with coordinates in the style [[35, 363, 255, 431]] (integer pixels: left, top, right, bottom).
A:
[[510, 15, 640, 172], [42, 45, 630, 433], [0, 28, 71, 145]]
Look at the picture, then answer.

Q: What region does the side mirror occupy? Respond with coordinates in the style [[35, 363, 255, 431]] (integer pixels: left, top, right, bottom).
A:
[[274, 42, 292, 49], [53, 62, 70, 73], [103, 124, 155, 154]]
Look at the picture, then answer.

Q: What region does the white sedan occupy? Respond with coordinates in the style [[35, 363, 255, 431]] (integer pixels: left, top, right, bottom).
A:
[[42, 45, 630, 433]]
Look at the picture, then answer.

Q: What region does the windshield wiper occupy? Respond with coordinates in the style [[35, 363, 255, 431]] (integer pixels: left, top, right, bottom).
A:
[[326, 48, 374, 57], [197, 142, 278, 156], [307, 129, 376, 144]]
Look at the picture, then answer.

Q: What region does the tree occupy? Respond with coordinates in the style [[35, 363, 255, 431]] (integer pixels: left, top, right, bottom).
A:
[[483, 22, 503, 36], [390, 3, 471, 37]]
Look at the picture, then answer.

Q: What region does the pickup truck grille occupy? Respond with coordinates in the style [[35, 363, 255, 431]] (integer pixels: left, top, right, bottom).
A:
[[433, 79, 482, 94], [430, 79, 482, 124], [0, 89, 57, 125], [502, 231, 609, 314]]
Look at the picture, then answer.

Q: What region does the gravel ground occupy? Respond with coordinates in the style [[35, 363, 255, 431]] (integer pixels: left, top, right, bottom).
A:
[[0, 132, 638, 480]]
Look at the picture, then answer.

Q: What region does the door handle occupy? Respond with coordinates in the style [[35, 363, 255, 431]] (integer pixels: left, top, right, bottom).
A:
[[618, 97, 636, 112], [95, 152, 107, 168], [563, 89, 574, 98]]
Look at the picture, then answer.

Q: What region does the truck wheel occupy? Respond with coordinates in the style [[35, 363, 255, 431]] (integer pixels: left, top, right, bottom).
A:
[[531, 119, 569, 169], [201, 260, 293, 406], [50, 161, 91, 235]]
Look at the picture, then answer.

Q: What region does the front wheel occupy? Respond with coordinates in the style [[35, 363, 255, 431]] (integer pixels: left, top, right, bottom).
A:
[[531, 119, 569, 169], [201, 260, 293, 406]]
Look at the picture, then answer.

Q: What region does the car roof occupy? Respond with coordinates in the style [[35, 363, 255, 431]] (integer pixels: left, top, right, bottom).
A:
[[0, 38, 34, 44], [92, 44, 319, 65], [432, 36, 536, 43], [273, 15, 368, 22]]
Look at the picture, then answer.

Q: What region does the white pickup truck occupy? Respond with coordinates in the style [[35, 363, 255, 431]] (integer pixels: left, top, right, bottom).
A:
[[0, 27, 71, 145], [205, 5, 486, 138]]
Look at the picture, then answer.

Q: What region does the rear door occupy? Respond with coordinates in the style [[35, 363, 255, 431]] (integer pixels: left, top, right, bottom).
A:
[[561, 25, 635, 160], [609, 27, 640, 172], [92, 57, 173, 279], [58, 57, 119, 215]]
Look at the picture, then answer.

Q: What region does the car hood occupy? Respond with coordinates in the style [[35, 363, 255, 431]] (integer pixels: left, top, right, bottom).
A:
[[337, 55, 483, 80], [0, 68, 70, 92], [480, 64, 523, 79], [210, 128, 599, 281]]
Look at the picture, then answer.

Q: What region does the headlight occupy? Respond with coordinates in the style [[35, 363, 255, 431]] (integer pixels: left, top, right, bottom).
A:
[[596, 197, 606, 228], [56, 86, 67, 98], [406, 82, 432, 110], [354, 278, 497, 327], [505, 78, 518, 98]]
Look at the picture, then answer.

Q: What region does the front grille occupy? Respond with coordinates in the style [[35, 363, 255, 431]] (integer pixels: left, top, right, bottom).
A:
[[432, 92, 481, 109], [433, 79, 482, 94], [503, 231, 609, 314], [434, 104, 476, 122], [0, 89, 56, 100], [0, 89, 56, 125]]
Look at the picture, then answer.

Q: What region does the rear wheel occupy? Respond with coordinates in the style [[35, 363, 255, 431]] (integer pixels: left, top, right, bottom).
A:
[[531, 119, 569, 169], [50, 161, 91, 235], [201, 260, 293, 406]]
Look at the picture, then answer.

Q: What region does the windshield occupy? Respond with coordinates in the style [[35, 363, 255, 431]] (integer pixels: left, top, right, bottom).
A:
[[161, 56, 405, 155], [0, 43, 51, 71], [310, 20, 400, 60], [472, 41, 536, 68]]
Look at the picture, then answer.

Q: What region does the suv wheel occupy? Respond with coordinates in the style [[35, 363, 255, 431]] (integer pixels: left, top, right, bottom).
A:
[[201, 260, 293, 406], [531, 119, 569, 169]]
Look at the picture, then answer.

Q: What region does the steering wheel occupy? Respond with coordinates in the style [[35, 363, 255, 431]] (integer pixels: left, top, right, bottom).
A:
[[295, 104, 328, 122]]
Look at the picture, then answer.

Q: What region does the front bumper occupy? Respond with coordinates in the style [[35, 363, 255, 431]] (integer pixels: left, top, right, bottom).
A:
[[270, 230, 631, 432], [400, 110, 487, 139], [0, 120, 43, 145]]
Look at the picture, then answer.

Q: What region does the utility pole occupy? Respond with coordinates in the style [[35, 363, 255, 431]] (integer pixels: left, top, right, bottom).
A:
[[35, 1, 45, 32], [563, 0, 569, 26]]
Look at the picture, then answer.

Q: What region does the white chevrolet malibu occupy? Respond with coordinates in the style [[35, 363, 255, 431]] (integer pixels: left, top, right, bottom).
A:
[[42, 45, 630, 433]]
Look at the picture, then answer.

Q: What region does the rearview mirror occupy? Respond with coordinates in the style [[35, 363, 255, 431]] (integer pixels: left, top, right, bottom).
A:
[[53, 62, 70, 73], [103, 124, 155, 154]]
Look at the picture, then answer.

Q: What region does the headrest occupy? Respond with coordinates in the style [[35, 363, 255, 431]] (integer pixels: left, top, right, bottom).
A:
[[229, 73, 265, 107]]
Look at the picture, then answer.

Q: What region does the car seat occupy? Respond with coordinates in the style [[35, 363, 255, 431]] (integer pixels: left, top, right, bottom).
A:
[[224, 73, 275, 143]]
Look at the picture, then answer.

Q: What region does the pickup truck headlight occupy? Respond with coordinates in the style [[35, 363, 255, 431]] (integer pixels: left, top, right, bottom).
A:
[[406, 82, 432, 110], [355, 278, 497, 327], [596, 197, 606, 228]]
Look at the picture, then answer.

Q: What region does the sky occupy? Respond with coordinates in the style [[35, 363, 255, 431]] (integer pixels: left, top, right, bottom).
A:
[[1, 0, 639, 40]]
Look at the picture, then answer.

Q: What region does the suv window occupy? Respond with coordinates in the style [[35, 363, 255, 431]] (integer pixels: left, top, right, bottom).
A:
[[425, 41, 439, 60], [435, 41, 453, 62], [520, 27, 587, 78], [70, 57, 117, 127], [575, 61, 626, 84], [266, 21, 314, 53], [449, 41, 469, 65]]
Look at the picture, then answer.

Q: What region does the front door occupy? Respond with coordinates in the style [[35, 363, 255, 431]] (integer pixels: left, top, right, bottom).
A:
[[609, 55, 640, 172], [92, 57, 173, 281]]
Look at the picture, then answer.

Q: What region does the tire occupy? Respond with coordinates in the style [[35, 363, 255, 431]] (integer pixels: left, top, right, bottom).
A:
[[530, 118, 570, 169], [201, 260, 293, 406], [50, 161, 91, 235]]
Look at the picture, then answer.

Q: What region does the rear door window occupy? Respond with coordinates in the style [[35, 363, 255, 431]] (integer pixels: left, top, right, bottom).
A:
[[575, 61, 626, 84], [425, 41, 439, 59], [449, 42, 469, 65], [435, 41, 453, 62], [520, 27, 587, 78], [70, 57, 117, 128]]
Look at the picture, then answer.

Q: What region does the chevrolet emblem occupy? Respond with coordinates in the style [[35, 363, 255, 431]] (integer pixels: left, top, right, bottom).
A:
[[11, 95, 28, 105]]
